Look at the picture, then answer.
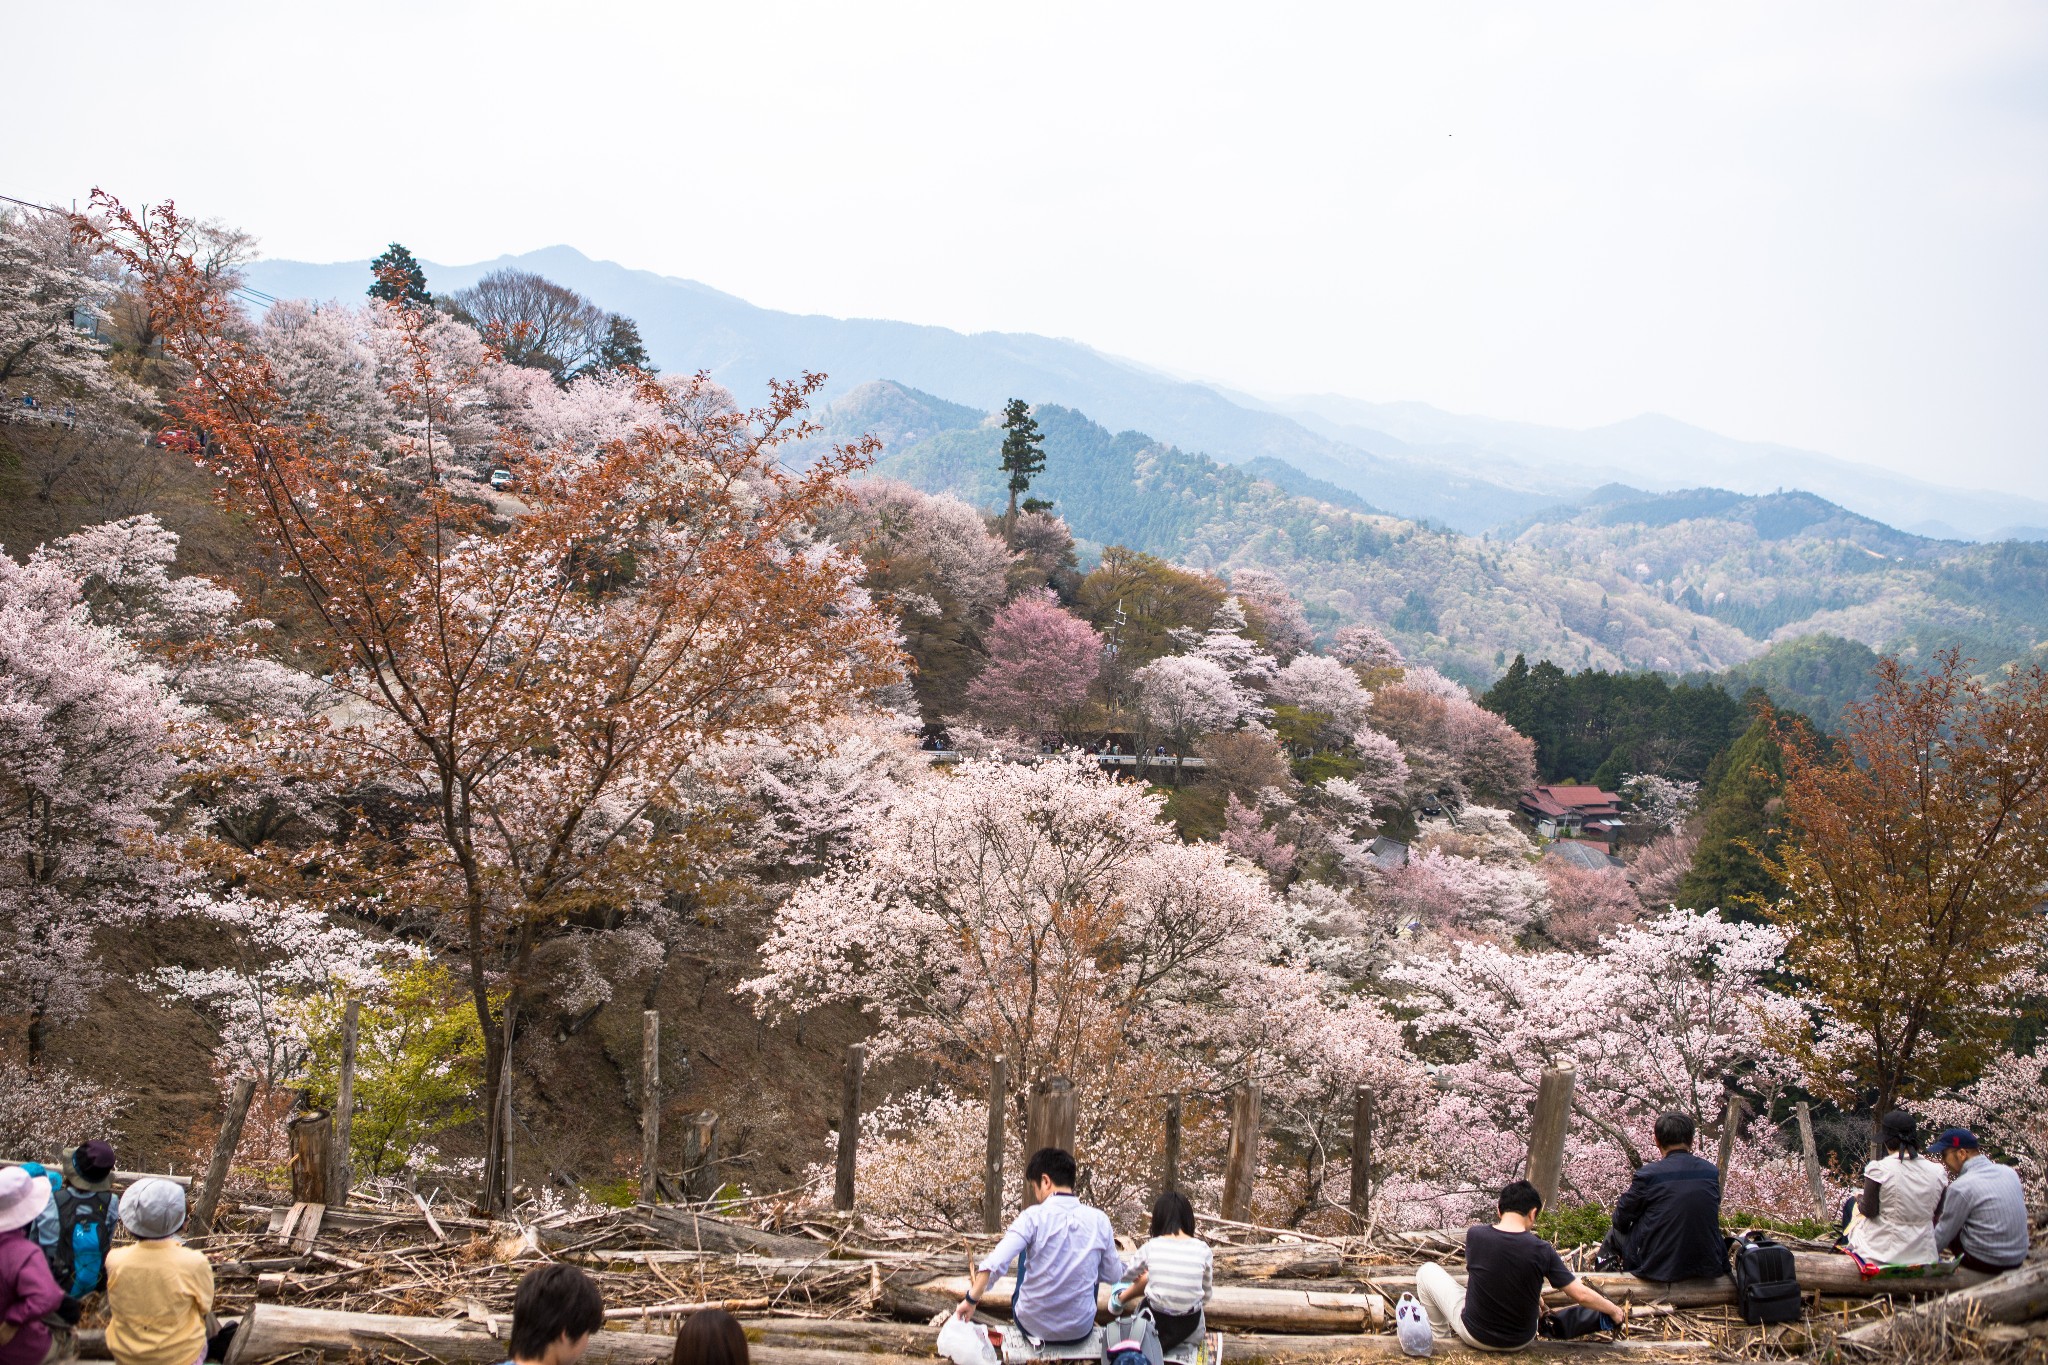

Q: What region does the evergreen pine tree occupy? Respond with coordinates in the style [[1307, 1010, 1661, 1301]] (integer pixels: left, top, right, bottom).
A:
[[999, 398, 1046, 527], [367, 242, 433, 308], [579, 314, 653, 377], [1676, 703, 1805, 920]]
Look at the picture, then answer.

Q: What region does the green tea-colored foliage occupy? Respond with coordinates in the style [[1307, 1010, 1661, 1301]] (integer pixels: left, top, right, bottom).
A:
[[586, 1178, 639, 1209], [306, 961, 487, 1178], [1715, 633, 1878, 731], [1482, 656, 1747, 785]]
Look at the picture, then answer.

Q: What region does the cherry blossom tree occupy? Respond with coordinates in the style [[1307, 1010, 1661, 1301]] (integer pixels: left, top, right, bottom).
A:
[[1223, 792, 1297, 880], [962, 590, 1103, 734], [1329, 623, 1404, 672], [725, 710, 924, 871], [1542, 861, 1644, 949], [1620, 773, 1700, 832], [1134, 654, 1243, 755], [1228, 568, 1313, 660], [1925, 1050, 2048, 1208], [1269, 654, 1372, 743], [0, 546, 181, 1060], [824, 480, 1010, 618], [1192, 598, 1277, 706], [1371, 680, 1537, 806], [1371, 848, 1549, 938]]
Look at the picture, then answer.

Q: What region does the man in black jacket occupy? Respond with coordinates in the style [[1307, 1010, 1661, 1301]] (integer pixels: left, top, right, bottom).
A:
[[1597, 1113, 1727, 1281]]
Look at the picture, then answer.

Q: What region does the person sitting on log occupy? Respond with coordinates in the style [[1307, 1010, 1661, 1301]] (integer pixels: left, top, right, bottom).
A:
[[1415, 1180, 1628, 1351], [502, 1263, 605, 1365], [955, 1147, 1122, 1350], [1594, 1112, 1727, 1281], [1109, 1190, 1213, 1356], [1838, 1110, 1946, 1268], [104, 1179, 212, 1365], [1928, 1128, 2030, 1276]]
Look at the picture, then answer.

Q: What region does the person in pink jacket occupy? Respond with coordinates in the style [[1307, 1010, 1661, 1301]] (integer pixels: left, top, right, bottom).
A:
[[0, 1166, 63, 1365]]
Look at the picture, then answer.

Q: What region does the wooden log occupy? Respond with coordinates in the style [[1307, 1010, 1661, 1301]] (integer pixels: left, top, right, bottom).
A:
[[216, 1303, 933, 1365], [1365, 1252, 1964, 1310], [1162, 1092, 1183, 1195], [1348, 1088, 1373, 1231], [190, 1077, 257, 1235], [1211, 1242, 1343, 1280], [332, 1000, 359, 1207], [641, 1011, 662, 1205], [1839, 1259, 2048, 1353], [287, 1110, 331, 1206], [1525, 1062, 1575, 1211], [1220, 1084, 1263, 1225], [982, 1054, 1007, 1233], [1023, 1076, 1075, 1206], [1795, 1100, 1828, 1215], [835, 1043, 864, 1212], [1715, 1091, 1747, 1180], [909, 1274, 1376, 1333], [2, 1164, 190, 1191], [635, 1204, 821, 1258], [726, 1317, 1716, 1362]]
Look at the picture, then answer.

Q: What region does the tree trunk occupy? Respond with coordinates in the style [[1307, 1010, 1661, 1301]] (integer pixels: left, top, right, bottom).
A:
[[834, 1044, 864, 1212], [640, 1011, 662, 1205], [981, 1054, 1006, 1234], [331, 1000, 359, 1207], [1220, 1084, 1262, 1225], [190, 1077, 257, 1235], [286, 1111, 331, 1205]]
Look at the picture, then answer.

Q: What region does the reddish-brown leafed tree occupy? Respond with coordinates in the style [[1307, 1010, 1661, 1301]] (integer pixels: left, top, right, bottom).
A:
[[1758, 650, 2048, 1135], [84, 194, 900, 1209]]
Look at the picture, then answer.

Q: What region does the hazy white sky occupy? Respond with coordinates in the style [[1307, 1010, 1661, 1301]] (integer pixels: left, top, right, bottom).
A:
[[13, 1, 2047, 494]]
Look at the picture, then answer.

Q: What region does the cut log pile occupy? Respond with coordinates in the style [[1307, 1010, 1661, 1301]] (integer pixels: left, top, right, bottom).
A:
[[54, 1185, 2048, 1363]]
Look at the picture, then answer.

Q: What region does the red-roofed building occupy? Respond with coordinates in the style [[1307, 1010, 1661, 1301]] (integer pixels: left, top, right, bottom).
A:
[[1520, 784, 1625, 840]]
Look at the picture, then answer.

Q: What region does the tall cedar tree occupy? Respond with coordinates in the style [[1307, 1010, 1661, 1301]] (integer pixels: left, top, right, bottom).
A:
[[584, 313, 652, 377], [1675, 706, 1795, 920], [998, 398, 1046, 528], [85, 193, 899, 1212], [366, 242, 432, 308], [1756, 651, 2048, 1134]]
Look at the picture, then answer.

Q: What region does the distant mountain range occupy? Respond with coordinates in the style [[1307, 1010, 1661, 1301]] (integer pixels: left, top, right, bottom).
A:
[[244, 247, 2048, 543], [813, 381, 2048, 686]]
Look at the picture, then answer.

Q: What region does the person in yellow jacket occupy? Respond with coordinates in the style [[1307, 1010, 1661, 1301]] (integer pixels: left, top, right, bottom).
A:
[[105, 1180, 212, 1365]]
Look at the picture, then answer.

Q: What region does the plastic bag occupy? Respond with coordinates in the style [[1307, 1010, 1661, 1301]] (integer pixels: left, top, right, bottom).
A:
[[938, 1314, 1001, 1365], [1395, 1292, 1433, 1358]]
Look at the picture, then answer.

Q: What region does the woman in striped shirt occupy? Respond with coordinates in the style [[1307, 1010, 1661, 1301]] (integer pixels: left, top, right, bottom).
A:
[[1111, 1191, 1213, 1353]]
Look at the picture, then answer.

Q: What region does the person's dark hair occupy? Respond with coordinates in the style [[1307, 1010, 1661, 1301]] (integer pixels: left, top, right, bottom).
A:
[[509, 1263, 604, 1362], [1881, 1110, 1920, 1156], [673, 1308, 749, 1365], [1498, 1180, 1544, 1218], [1653, 1112, 1696, 1150], [1025, 1147, 1077, 1190], [1150, 1189, 1196, 1237]]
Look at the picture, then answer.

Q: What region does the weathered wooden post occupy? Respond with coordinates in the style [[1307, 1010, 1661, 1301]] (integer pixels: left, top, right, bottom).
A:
[[191, 1077, 256, 1234], [1795, 1101, 1829, 1215], [1161, 1093, 1183, 1194], [681, 1112, 721, 1200], [1023, 1076, 1076, 1206], [1525, 1060, 1576, 1213], [1349, 1088, 1374, 1231], [835, 1044, 865, 1212], [982, 1055, 1007, 1233], [332, 999, 360, 1208], [287, 1110, 332, 1205], [640, 1011, 661, 1205], [1219, 1084, 1262, 1224], [1716, 1091, 1748, 1182]]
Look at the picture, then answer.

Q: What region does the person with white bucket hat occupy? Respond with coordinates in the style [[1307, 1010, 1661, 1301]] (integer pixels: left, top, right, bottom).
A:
[[0, 1165, 63, 1365], [104, 1180, 212, 1365]]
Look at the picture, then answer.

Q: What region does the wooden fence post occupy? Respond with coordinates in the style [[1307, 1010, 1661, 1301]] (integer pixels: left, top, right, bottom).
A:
[[287, 1110, 332, 1205], [640, 1011, 662, 1204], [835, 1044, 865, 1212], [1219, 1084, 1262, 1224], [1023, 1077, 1076, 1207], [1161, 1093, 1183, 1194], [982, 1055, 1007, 1233], [1717, 1092, 1749, 1183], [191, 1077, 256, 1234], [1525, 1061, 1576, 1212], [1348, 1088, 1374, 1231], [1795, 1101, 1829, 1215], [680, 1112, 721, 1201], [332, 999, 360, 1208]]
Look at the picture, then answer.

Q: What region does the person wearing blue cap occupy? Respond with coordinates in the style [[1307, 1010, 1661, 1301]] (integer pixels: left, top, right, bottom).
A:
[[1927, 1128, 2029, 1276]]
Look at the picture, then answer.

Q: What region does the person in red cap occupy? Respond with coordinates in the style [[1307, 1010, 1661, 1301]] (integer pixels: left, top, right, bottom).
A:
[[0, 1165, 63, 1365]]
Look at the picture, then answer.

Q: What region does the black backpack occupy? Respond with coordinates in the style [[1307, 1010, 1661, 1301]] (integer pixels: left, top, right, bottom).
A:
[[1730, 1231, 1802, 1325]]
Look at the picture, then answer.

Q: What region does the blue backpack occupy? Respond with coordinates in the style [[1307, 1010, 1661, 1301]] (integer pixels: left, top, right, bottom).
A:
[[52, 1184, 116, 1297]]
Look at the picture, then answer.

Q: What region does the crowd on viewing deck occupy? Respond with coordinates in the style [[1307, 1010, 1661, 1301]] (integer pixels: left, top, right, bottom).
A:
[[0, 1119, 2032, 1363]]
